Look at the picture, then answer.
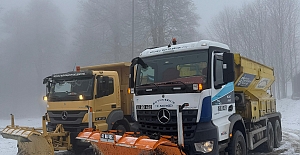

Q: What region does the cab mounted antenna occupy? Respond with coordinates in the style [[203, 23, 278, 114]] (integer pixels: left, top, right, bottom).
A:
[[73, 63, 77, 71], [168, 41, 172, 48]]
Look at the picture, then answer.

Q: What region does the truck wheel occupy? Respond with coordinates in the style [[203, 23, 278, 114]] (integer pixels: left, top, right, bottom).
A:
[[274, 120, 282, 148], [72, 145, 88, 155], [81, 147, 98, 155], [263, 121, 274, 152], [227, 130, 247, 155], [116, 124, 126, 134], [113, 120, 129, 135]]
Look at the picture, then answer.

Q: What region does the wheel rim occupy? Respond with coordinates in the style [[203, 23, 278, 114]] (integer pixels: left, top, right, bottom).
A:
[[236, 141, 243, 155]]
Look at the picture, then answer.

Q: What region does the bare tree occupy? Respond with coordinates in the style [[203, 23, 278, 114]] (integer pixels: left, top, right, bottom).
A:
[[136, 0, 199, 47], [206, 7, 239, 52], [73, 0, 200, 66], [207, 0, 300, 99], [265, 0, 300, 98], [73, 0, 132, 65]]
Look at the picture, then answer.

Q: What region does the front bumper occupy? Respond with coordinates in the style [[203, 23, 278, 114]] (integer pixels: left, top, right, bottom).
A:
[[47, 122, 90, 147], [183, 121, 218, 155]]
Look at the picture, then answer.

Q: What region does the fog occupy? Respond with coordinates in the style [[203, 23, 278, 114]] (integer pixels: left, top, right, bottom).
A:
[[0, 0, 299, 118]]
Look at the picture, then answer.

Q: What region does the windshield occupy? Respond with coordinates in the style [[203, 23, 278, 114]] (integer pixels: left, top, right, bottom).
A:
[[49, 77, 94, 101], [136, 50, 208, 87]]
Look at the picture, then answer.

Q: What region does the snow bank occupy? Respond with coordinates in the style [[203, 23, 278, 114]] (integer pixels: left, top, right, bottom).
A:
[[277, 98, 300, 130]]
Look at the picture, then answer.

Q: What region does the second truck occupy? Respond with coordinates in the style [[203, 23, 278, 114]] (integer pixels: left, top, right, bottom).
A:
[[1, 62, 136, 154], [43, 62, 136, 153]]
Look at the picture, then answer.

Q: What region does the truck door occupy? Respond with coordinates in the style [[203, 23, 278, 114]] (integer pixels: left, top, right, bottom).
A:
[[93, 75, 119, 130], [211, 52, 235, 141]]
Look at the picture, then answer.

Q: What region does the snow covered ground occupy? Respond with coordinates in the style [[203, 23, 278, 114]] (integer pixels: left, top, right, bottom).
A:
[[271, 98, 300, 155], [1, 98, 300, 155]]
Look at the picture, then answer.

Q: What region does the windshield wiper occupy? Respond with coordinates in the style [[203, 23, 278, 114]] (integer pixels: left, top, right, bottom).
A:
[[161, 81, 187, 88], [50, 95, 63, 101], [139, 83, 159, 89]]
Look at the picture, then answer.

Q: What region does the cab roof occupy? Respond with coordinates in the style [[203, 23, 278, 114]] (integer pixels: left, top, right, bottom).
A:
[[80, 62, 131, 71], [139, 40, 230, 58]]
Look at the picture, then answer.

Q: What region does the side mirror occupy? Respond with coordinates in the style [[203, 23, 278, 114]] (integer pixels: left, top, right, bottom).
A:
[[43, 78, 48, 84], [223, 52, 235, 83], [129, 65, 135, 88], [129, 57, 147, 89]]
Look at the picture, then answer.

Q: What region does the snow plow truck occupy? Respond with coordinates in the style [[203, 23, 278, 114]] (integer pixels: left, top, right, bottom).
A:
[[1, 62, 137, 154], [76, 39, 282, 155], [42, 62, 137, 152], [1, 39, 282, 155]]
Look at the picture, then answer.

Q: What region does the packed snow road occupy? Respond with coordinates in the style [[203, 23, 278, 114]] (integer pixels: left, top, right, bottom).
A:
[[249, 98, 300, 155], [1, 98, 300, 155]]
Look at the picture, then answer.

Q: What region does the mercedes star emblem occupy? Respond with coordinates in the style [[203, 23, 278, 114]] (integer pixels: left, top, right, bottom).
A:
[[157, 108, 171, 124], [61, 111, 68, 120]]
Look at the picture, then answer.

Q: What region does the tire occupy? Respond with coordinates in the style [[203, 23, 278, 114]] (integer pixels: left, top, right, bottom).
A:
[[113, 121, 129, 135], [116, 124, 126, 135], [262, 121, 274, 152], [227, 130, 247, 155], [72, 145, 88, 155], [81, 147, 97, 155], [273, 120, 282, 148]]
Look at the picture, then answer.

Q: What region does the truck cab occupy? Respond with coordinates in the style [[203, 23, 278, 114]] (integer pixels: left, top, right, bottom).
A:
[[43, 62, 134, 149], [129, 40, 233, 154]]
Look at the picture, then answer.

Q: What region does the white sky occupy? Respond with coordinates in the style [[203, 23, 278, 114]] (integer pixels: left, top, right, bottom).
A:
[[1, 0, 253, 36], [195, 0, 253, 34]]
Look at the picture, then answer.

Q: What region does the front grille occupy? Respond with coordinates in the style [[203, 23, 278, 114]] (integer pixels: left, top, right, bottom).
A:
[[48, 110, 86, 124], [50, 110, 85, 115], [137, 110, 198, 139], [47, 123, 89, 132]]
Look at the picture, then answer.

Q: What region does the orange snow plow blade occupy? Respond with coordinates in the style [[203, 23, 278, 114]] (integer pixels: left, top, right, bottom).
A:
[[76, 128, 186, 155]]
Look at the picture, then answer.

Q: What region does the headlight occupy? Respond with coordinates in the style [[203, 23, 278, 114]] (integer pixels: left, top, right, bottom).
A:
[[79, 95, 84, 100], [194, 141, 214, 153], [43, 96, 48, 101]]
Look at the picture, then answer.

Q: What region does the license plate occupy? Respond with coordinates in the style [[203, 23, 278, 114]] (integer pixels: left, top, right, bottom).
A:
[[136, 105, 152, 110], [100, 133, 114, 143]]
